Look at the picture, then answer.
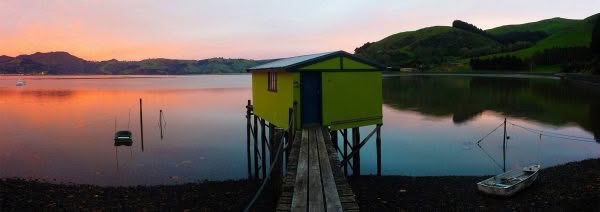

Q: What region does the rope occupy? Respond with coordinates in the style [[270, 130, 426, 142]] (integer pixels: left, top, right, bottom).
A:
[[509, 122, 597, 143], [476, 143, 504, 171], [243, 134, 285, 212], [476, 122, 505, 144]]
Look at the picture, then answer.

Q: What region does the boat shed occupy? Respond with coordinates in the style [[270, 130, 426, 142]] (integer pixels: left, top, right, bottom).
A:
[[248, 51, 384, 130]]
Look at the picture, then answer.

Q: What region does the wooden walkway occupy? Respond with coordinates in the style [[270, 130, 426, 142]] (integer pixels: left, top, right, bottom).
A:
[[277, 127, 359, 212]]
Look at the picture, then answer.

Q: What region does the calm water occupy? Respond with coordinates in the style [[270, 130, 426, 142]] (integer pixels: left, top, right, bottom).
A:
[[1, 75, 599, 185]]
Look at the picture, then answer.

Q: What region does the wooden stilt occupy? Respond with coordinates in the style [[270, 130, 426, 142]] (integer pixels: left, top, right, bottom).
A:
[[254, 116, 259, 180], [269, 123, 274, 164], [246, 100, 252, 180], [261, 119, 267, 179], [503, 117, 507, 173], [343, 129, 348, 176], [352, 127, 360, 176], [271, 128, 284, 209], [376, 124, 382, 176]]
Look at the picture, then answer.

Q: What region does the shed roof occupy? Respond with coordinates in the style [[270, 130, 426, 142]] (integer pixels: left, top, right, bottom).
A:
[[248, 50, 384, 72]]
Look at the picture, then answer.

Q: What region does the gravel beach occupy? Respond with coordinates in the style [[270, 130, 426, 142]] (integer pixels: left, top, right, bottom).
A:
[[1, 159, 599, 211]]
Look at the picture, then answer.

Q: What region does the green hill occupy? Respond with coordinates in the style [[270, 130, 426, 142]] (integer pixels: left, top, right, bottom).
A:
[[486, 17, 579, 36], [355, 26, 501, 67], [486, 14, 598, 59], [355, 13, 599, 72]]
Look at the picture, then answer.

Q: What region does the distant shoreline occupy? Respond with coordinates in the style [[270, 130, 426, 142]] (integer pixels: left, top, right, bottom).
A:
[[0, 73, 251, 80]]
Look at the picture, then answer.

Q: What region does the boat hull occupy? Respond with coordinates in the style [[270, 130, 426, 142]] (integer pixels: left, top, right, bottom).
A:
[[477, 172, 538, 196], [477, 165, 540, 196]]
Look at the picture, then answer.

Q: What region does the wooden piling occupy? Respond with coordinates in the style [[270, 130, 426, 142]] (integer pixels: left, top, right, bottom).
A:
[[269, 123, 274, 164], [503, 117, 507, 173], [352, 127, 360, 176], [287, 108, 294, 160], [139, 98, 144, 152], [246, 100, 252, 180], [253, 113, 259, 180], [271, 128, 284, 210], [376, 124, 382, 176], [261, 119, 267, 179], [159, 110, 163, 140], [343, 129, 348, 176]]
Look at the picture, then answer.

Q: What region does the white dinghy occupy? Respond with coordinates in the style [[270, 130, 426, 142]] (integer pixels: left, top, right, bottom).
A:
[[477, 164, 540, 196]]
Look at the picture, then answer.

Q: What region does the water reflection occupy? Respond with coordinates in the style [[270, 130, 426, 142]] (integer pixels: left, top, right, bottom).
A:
[[382, 76, 600, 139], [0, 75, 599, 185], [0, 75, 252, 185]]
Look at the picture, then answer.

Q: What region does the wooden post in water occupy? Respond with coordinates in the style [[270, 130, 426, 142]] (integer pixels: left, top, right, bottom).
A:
[[352, 127, 360, 176], [503, 117, 507, 173], [271, 128, 284, 209], [261, 119, 267, 179], [343, 129, 348, 176], [139, 98, 144, 152], [159, 110, 163, 140], [253, 115, 259, 180], [246, 100, 252, 180], [376, 124, 382, 176]]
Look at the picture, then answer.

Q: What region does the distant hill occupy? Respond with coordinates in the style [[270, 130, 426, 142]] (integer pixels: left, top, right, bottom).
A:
[[355, 13, 600, 72], [0, 52, 272, 75], [14, 52, 96, 74]]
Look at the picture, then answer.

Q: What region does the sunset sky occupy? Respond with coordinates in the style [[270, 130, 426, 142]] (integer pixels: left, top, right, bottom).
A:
[[1, 0, 598, 61]]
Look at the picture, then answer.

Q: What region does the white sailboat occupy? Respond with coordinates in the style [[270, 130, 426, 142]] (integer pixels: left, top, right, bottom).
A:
[[16, 79, 25, 86], [476, 118, 541, 196]]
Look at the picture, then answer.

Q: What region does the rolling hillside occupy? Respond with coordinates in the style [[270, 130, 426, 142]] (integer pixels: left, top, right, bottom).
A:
[[486, 14, 599, 59], [355, 26, 501, 68], [355, 13, 599, 71]]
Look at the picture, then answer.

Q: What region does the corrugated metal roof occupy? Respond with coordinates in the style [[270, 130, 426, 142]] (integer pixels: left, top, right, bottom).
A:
[[248, 51, 336, 70]]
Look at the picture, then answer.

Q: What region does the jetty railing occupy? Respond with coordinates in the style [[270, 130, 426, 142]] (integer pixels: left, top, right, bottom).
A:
[[244, 100, 297, 211]]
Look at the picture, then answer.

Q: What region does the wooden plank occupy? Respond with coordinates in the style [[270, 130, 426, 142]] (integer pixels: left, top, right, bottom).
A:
[[308, 128, 325, 212], [316, 128, 343, 212], [291, 129, 309, 212]]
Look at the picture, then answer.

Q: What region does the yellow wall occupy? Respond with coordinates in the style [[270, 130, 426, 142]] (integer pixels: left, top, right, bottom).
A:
[[252, 72, 295, 129], [299, 57, 340, 70], [321, 72, 383, 129], [343, 57, 377, 69]]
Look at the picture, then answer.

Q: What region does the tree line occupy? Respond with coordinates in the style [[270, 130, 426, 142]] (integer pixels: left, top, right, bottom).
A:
[[452, 20, 548, 45], [470, 56, 529, 71]]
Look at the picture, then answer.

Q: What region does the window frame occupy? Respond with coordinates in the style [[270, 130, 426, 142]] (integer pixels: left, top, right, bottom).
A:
[[268, 72, 277, 92]]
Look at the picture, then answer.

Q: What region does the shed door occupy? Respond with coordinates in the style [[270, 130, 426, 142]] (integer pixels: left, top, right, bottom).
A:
[[301, 72, 322, 127]]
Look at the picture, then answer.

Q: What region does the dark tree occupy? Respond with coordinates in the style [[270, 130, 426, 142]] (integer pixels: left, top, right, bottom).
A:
[[592, 17, 600, 55], [452, 20, 495, 40], [354, 42, 372, 54]]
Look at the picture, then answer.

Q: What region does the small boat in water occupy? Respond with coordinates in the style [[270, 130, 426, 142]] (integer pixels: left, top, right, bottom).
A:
[[477, 164, 540, 196], [16, 79, 25, 86], [114, 131, 133, 145]]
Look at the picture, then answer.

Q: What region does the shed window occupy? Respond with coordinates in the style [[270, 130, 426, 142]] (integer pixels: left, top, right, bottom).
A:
[[268, 72, 277, 92]]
